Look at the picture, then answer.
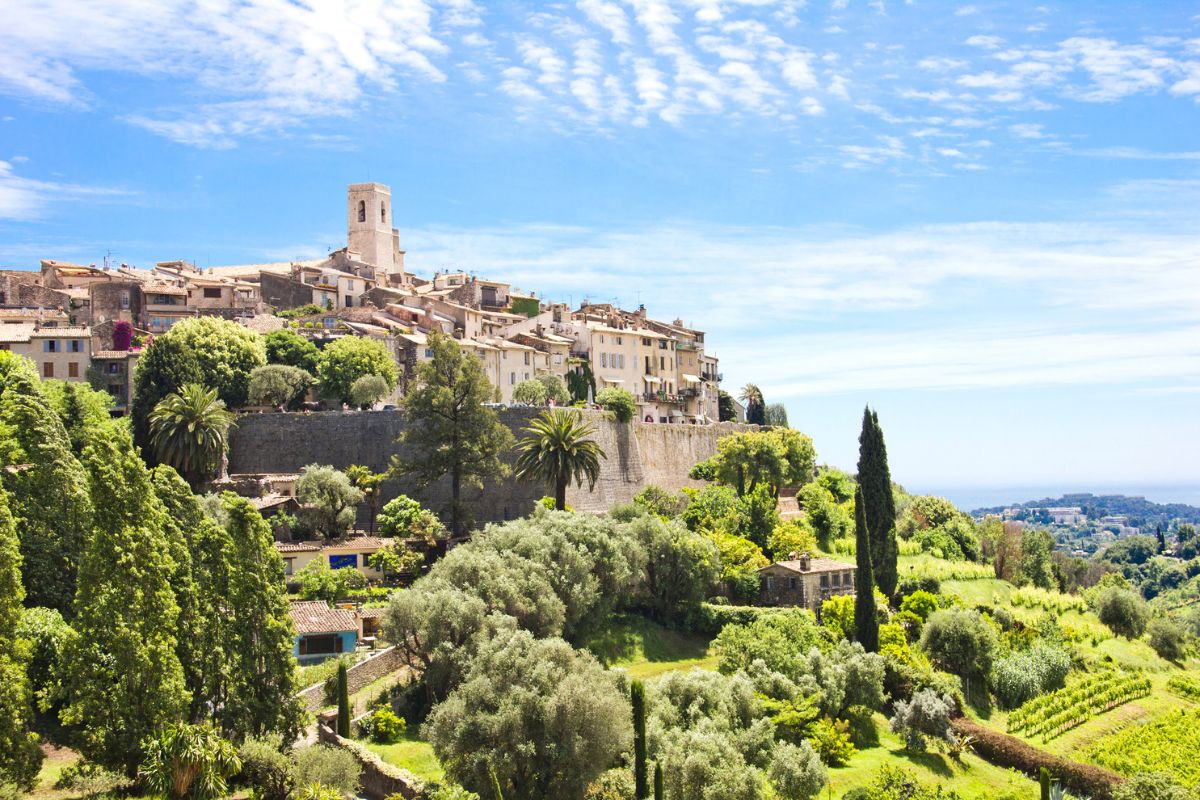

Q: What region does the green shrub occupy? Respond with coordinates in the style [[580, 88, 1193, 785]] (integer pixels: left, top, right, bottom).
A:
[[1094, 587, 1149, 639], [1148, 618, 1188, 661], [360, 708, 406, 743], [1111, 772, 1193, 800], [989, 642, 1071, 710], [238, 737, 295, 800], [899, 591, 939, 622], [919, 608, 996, 680], [807, 718, 856, 766], [292, 746, 360, 798], [595, 387, 636, 423]]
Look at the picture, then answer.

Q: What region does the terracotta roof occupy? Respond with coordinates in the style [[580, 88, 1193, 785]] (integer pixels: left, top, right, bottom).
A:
[[276, 540, 322, 553], [0, 324, 35, 343], [252, 493, 298, 511], [30, 326, 90, 337], [358, 607, 385, 619], [764, 556, 856, 575], [0, 308, 68, 319], [325, 536, 391, 551], [289, 601, 359, 635]]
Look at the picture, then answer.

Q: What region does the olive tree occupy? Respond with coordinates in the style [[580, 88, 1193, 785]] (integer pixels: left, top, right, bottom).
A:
[[425, 628, 632, 800]]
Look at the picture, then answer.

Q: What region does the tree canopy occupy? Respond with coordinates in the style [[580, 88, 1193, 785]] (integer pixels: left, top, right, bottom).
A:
[[317, 336, 397, 406], [393, 332, 514, 535]]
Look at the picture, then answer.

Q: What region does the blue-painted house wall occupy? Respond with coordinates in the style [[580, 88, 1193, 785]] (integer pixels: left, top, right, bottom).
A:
[[293, 630, 358, 664]]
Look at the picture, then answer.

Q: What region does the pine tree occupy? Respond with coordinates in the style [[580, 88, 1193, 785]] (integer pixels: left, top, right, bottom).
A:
[[336, 661, 350, 738], [0, 486, 43, 789], [632, 680, 648, 799], [857, 407, 898, 595], [221, 495, 303, 741], [854, 485, 879, 653], [393, 331, 514, 535], [0, 354, 94, 612]]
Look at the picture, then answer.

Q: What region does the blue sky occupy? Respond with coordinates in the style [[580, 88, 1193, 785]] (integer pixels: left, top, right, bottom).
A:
[[1, 0, 1198, 498]]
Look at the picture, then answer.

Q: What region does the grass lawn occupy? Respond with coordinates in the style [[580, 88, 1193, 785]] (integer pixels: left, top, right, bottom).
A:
[[584, 614, 718, 680], [365, 729, 444, 783], [28, 745, 81, 800], [828, 714, 1036, 799]]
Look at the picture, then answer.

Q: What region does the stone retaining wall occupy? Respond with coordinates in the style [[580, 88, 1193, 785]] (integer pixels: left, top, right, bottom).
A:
[[316, 722, 424, 800], [227, 409, 754, 523], [297, 646, 405, 712]]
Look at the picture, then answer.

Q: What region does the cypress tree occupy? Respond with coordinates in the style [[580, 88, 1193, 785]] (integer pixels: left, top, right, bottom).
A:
[[336, 661, 350, 738], [632, 680, 648, 799], [1040, 767, 1051, 800], [0, 354, 93, 613], [857, 407, 898, 595], [221, 495, 304, 741], [854, 485, 879, 653], [653, 761, 663, 800], [0, 486, 43, 789]]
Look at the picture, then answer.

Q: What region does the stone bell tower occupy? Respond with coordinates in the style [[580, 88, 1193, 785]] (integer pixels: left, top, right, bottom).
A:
[[347, 183, 404, 279]]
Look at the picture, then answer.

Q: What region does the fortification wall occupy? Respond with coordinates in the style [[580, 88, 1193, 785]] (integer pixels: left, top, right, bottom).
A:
[[227, 409, 753, 523]]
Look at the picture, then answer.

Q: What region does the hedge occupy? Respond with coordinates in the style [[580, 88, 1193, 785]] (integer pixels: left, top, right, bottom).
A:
[[683, 603, 792, 636], [950, 717, 1124, 800]]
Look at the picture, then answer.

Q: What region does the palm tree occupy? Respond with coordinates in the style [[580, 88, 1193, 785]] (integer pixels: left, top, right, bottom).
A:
[[149, 383, 237, 487], [514, 409, 607, 511], [346, 464, 385, 534], [739, 383, 765, 425]]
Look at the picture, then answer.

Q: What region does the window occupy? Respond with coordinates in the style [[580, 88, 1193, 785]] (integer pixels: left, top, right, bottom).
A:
[[120, 290, 130, 309], [832, 573, 841, 587], [358, 200, 366, 222], [283, 558, 295, 576], [616, 336, 623, 345], [659, 356, 665, 369], [43, 362, 53, 378], [68, 339, 82, 352], [524, 352, 530, 365], [44, 340, 59, 353], [107, 362, 121, 374], [789, 577, 798, 589], [298, 634, 342, 656], [509, 371, 516, 385], [425, 348, 434, 358], [601, 353, 608, 368], [765, 575, 775, 590], [329, 554, 358, 569], [345, 296, 353, 307], [381, 202, 387, 222], [202, 287, 222, 299], [820, 574, 829, 588], [642, 337, 650, 346], [68, 362, 79, 378]]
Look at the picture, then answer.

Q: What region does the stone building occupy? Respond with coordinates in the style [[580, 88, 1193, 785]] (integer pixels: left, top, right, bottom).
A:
[[756, 552, 857, 612]]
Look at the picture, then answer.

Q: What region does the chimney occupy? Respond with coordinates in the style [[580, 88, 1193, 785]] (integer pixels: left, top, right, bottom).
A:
[[798, 552, 811, 571]]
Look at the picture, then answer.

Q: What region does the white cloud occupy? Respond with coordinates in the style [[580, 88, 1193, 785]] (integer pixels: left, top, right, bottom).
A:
[[0, 0, 452, 146], [0, 161, 131, 220], [1009, 122, 1046, 138]]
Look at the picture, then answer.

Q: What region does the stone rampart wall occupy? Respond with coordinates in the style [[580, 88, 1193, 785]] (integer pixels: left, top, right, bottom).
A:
[[228, 409, 754, 523]]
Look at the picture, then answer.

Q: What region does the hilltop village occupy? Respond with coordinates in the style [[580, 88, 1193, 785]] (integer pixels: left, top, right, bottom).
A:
[[3, 185, 1200, 800], [0, 182, 726, 425]]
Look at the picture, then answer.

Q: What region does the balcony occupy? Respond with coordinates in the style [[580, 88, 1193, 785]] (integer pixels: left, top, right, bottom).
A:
[[642, 392, 685, 405], [675, 340, 699, 351]]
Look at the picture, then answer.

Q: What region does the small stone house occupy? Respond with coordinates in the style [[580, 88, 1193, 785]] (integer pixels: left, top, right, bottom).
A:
[[276, 536, 391, 580], [289, 601, 361, 664], [757, 552, 857, 612]]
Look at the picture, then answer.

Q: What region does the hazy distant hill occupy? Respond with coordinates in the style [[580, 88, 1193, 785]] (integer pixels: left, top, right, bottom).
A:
[[972, 493, 1200, 528]]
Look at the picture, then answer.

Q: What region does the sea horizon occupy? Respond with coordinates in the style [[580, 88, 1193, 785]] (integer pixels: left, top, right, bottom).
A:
[[911, 483, 1200, 514]]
